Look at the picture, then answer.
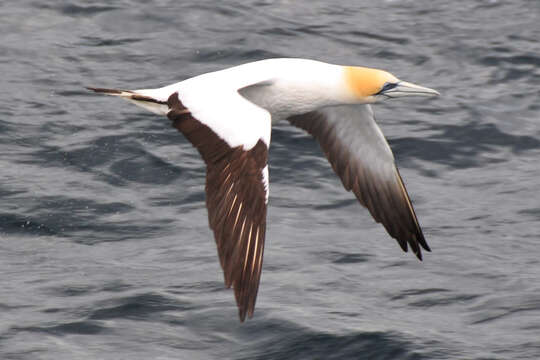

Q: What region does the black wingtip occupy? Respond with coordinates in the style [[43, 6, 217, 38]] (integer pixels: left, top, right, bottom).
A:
[[416, 232, 431, 252], [397, 240, 408, 253], [412, 233, 427, 261]]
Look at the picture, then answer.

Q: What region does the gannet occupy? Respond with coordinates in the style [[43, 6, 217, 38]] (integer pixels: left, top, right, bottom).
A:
[[88, 58, 439, 321]]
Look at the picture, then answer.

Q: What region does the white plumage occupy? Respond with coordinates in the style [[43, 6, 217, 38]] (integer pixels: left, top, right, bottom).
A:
[[88, 58, 439, 321]]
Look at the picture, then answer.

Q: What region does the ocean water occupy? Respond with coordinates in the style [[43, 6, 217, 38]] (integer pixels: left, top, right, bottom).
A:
[[1, 1, 540, 359]]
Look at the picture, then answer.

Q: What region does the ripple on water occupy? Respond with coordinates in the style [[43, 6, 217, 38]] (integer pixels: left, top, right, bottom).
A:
[[88, 292, 196, 321], [234, 319, 450, 360], [2, 0, 540, 359]]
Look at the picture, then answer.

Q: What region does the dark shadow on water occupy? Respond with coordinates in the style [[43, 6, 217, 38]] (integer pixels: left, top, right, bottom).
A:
[[77, 36, 144, 47], [33, 3, 119, 17], [235, 319, 448, 360], [15, 321, 108, 336], [312, 198, 358, 210], [388, 288, 481, 309], [518, 208, 540, 220], [0, 194, 164, 243], [22, 135, 186, 185], [390, 121, 540, 169], [348, 30, 410, 45], [0, 213, 58, 236], [8, 293, 195, 339], [191, 48, 285, 64], [245, 332, 421, 360], [409, 294, 481, 308], [88, 292, 196, 320], [167, 281, 225, 295], [470, 296, 540, 325], [44, 280, 133, 298], [314, 250, 373, 265], [389, 288, 450, 301], [477, 54, 540, 68]]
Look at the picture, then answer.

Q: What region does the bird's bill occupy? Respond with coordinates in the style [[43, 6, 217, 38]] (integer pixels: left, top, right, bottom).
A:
[[384, 81, 440, 98]]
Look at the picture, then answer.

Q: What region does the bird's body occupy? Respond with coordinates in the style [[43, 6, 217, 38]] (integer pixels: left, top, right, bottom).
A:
[[88, 58, 439, 321], [131, 59, 353, 120]]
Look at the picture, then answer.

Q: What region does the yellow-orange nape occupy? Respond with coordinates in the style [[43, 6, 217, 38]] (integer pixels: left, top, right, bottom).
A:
[[344, 66, 399, 99]]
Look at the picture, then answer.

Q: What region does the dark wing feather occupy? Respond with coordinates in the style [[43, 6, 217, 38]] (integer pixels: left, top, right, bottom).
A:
[[167, 92, 268, 321], [288, 106, 430, 260]]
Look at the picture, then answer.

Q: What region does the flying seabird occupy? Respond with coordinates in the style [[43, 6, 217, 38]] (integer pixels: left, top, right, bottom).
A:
[[88, 58, 439, 321]]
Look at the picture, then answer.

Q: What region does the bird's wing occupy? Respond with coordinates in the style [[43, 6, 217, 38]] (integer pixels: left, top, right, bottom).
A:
[[166, 91, 270, 321], [288, 105, 430, 260]]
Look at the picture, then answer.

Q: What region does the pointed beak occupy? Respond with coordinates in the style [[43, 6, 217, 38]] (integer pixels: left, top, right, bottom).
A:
[[384, 81, 440, 98]]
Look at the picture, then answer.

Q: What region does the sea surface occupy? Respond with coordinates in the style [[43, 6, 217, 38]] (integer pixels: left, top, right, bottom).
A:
[[1, 1, 540, 359]]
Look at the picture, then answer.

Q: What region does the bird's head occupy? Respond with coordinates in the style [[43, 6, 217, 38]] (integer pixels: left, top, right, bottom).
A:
[[344, 66, 439, 104]]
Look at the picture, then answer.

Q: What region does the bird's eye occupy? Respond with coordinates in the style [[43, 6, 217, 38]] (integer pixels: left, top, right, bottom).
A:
[[381, 82, 398, 92]]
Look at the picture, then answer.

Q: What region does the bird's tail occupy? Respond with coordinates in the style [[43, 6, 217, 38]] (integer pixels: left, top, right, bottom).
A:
[[86, 87, 169, 115]]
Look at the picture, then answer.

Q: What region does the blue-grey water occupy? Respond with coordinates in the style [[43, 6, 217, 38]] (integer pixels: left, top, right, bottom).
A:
[[1, 1, 540, 359]]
